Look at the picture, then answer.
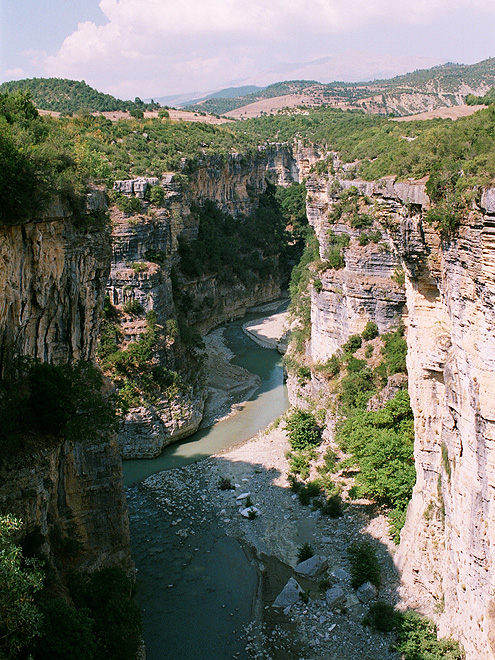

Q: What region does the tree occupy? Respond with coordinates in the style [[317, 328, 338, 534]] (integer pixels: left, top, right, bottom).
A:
[[0, 516, 44, 659]]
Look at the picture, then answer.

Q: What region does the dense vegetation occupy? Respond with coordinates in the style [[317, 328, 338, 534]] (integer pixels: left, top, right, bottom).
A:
[[0, 359, 117, 458], [0, 515, 142, 660], [4, 83, 495, 231], [365, 604, 464, 660], [0, 78, 159, 114]]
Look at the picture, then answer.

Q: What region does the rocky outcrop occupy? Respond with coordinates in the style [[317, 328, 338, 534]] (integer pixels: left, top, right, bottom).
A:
[[301, 159, 495, 659], [305, 171, 407, 364], [0, 202, 111, 377], [0, 197, 132, 574], [394, 197, 495, 660], [110, 148, 299, 457], [0, 437, 131, 573]]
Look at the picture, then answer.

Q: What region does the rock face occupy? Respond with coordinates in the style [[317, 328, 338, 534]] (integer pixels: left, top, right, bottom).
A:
[[301, 160, 495, 659], [111, 149, 299, 457], [0, 198, 131, 575], [0, 205, 111, 377], [304, 170, 407, 365], [393, 195, 495, 660], [0, 437, 131, 573]]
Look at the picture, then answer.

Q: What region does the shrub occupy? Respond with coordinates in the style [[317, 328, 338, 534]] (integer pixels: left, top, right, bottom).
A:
[[297, 543, 314, 563], [123, 300, 144, 315], [0, 359, 117, 452], [363, 601, 398, 632], [116, 195, 142, 215], [394, 611, 464, 660], [218, 477, 234, 490], [362, 321, 379, 341], [297, 480, 322, 505], [288, 451, 311, 480], [342, 334, 362, 353], [322, 494, 343, 518], [347, 540, 381, 589], [131, 261, 148, 273], [0, 516, 43, 659], [158, 108, 170, 119], [316, 353, 341, 379], [285, 409, 322, 451], [147, 185, 165, 205], [35, 599, 96, 660], [381, 326, 408, 375]]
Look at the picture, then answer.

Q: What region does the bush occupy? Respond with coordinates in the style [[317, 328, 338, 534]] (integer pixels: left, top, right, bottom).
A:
[[322, 494, 343, 517], [285, 409, 322, 451], [297, 543, 314, 563], [297, 480, 322, 505], [342, 334, 362, 353], [147, 185, 165, 205], [347, 540, 381, 589], [0, 360, 117, 452], [116, 195, 142, 215], [288, 451, 311, 480], [362, 321, 378, 341], [394, 611, 464, 660], [0, 516, 43, 659], [218, 477, 234, 490], [35, 599, 96, 660], [363, 601, 398, 632], [123, 300, 144, 315]]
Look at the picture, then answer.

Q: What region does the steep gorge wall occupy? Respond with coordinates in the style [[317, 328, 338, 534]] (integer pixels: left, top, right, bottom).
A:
[[112, 147, 301, 457], [301, 162, 495, 659], [0, 197, 132, 574]]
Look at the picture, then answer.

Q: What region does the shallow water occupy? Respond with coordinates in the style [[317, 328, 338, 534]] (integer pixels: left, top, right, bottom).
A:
[[124, 308, 289, 659], [123, 311, 289, 485]]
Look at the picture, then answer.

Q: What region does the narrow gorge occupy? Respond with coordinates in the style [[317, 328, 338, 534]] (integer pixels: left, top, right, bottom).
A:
[[2, 92, 495, 660]]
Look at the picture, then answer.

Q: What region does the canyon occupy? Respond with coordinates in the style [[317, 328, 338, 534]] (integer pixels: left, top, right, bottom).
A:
[[1, 129, 495, 660]]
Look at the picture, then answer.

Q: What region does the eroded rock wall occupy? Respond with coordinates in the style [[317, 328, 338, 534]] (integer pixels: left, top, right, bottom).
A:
[[303, 161, 495, 658], [394, 199, 495, 660], [112, 149, 299, 457], [0, 199, 131, 574]]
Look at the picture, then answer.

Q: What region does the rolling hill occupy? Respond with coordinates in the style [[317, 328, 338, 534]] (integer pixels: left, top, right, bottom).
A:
[[185, 58, 495, 118]]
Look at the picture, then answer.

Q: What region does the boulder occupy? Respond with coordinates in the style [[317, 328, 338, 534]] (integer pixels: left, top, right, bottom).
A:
[[240, 506, 260, 518], [295, 555, 328, 578], [356, 581, 378, 603], [331, 567, 351, 582], [325, 586, 346, 609], [273, 577, 304, 608]]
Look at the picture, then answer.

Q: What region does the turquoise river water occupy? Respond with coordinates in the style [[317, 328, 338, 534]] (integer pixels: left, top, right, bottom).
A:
[[123, 309, 289, 659]]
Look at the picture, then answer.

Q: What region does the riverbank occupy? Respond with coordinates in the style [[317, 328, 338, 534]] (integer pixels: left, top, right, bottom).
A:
[[143, 422, 401, 660], [138, 304, 404, 659]]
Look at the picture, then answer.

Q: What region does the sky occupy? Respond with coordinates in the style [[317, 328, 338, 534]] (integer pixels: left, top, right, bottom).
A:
[[2, 0, 495, 101]]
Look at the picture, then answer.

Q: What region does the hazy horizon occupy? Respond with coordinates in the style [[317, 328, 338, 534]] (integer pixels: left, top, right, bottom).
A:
[[2, 0, 495, 100]]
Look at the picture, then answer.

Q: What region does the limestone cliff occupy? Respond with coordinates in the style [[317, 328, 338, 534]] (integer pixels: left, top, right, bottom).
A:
[[297, 159, 495, 659], [110, 148, 299, 458], [0, 197, 131, 575], [394, 189, 495, 660]]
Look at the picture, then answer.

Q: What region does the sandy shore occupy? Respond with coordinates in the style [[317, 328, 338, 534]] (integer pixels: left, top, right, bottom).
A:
[[243, 311, 289, 350]]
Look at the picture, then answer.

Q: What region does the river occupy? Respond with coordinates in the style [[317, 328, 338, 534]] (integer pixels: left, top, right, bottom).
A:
[[123, 308, 289, 659]]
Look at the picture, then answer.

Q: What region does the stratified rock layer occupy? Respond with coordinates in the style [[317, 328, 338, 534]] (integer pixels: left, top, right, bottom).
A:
[[303, 160, 495, 659], [0, 199, 131, 574]]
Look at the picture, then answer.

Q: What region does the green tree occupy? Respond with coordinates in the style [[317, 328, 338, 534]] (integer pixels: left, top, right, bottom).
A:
[[285, 409, 322, 450], [0, 516, 44, 659]]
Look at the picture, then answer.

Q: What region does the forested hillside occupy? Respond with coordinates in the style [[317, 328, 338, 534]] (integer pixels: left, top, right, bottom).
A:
[[0, 78, 160, 114]]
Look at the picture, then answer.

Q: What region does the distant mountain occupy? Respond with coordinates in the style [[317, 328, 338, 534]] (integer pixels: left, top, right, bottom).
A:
[[186, 58, 495, 118], [0, 78, 160, 114], [238, 52, 445, 87]]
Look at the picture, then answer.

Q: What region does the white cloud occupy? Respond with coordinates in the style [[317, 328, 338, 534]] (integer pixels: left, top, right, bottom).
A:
[[4, 68, 25, 78], [34, 0, 495, 97]]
